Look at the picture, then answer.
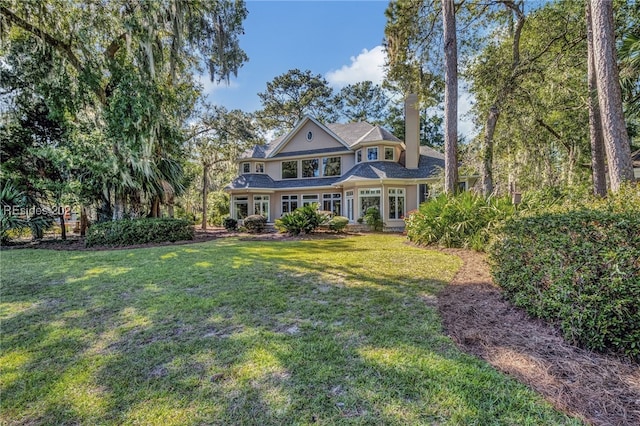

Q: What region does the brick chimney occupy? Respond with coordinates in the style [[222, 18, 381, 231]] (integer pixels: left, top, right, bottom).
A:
[[404, 94, 419, 169]]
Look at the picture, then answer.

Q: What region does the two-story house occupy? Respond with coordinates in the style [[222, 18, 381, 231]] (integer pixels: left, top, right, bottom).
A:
[[225, 95, 476, 230]]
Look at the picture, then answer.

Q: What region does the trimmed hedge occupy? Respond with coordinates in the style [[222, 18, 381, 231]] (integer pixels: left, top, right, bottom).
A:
[[490, 209, 640, 359], [243, 215, 266, 233], [223, 217, 238, 231], [328, 216, 349, 232], [86, 218, 194, 247]]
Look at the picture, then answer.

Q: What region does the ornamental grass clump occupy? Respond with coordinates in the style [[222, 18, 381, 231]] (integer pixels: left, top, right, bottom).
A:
[[275, 204, 329, 235], [405, 192, 514, 251]]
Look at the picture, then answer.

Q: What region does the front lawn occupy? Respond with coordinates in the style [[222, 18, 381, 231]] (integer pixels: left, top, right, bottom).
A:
[[0, 234, 580, 425]]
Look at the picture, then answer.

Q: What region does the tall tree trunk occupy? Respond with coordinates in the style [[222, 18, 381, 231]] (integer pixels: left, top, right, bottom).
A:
[[59, 214, 67, 240], [481, 105, 499, 196], [150, 197, 160, 218], [80, 206, 88, 237], [586, 3, 608, 197], [442, 0, 458, 194], [479, 1, 526, 197], [589, 0, 634, 192], [113, 193, 125, 220], [201, 164, 209, 230]]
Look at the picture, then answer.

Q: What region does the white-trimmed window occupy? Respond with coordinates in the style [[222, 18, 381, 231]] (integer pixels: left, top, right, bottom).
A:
[[241, 162, 251, 173], [281, 195, 298, 215], [356, 149, 362, 163], [345, 190, 354, 221], [282, 161, 298, 179], [253, 195, 270, 220], [322, 193, 342, 216], [322, 157, 341, 176], [388, 188, 405, 220], [302, 159, 320, 178], [367, 147, 378, 161], [384, 147, 394, 161], [359, 188, 381, 217], [255, 162, 265, 173], [233, 196, 249, 220], [302, 194, 319, 207]]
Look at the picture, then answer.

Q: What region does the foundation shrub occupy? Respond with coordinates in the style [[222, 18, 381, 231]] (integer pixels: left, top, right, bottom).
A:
[[490, 186, 640, 359], [328, 216, 349, 232], [223, 217, 238, 231], [275, 204, 329, 235], [363, 207, 383, 231], [243, 215, 266, 233], [86, 218, 194, 247]]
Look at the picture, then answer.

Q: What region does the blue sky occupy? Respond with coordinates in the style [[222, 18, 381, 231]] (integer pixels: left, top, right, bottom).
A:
[[203, 0, 476, 137], [204, 0, 390, 112]]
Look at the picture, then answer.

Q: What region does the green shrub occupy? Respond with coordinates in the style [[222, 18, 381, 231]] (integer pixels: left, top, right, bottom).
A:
[[489, 205, 640, 360], [328, 216, 349, 232], [363, 207, 383, 231], [223, 217, 238, 231], [243, 215, 266, 233], [405, 192, 514, 251], [275, 204, 329, 235], [85, 218, 194, 247]]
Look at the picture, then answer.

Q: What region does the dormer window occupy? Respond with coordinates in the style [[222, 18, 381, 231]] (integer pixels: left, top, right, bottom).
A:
[[255, 162, 264, 173], [367, 147, 378, 161], [242, 162, 251, 174], [384, 147, 394, 161], [356, 149, 362, 163]]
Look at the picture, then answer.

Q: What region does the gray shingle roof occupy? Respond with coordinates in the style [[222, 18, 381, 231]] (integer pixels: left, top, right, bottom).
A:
[[226, 173, 276, 190], [356, 126, 402, 144], [325, 122, 374, 146], [335, 153, 444, 184]]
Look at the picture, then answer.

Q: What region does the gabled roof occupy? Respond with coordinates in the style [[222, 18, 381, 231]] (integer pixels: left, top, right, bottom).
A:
[[325, 122, 375, 145], [266, 116, 350, 158], [355, 126, 402, 145]]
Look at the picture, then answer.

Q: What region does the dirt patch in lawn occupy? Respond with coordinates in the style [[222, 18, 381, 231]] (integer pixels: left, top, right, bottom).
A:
[[438, 248, 640, 426]]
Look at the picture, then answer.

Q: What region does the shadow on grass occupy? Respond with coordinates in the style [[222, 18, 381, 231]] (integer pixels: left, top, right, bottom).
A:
[[0, 236, 581, 425]]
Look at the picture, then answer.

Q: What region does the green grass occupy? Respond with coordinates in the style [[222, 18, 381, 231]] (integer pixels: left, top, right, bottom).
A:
[[0, 234, 580, 425]]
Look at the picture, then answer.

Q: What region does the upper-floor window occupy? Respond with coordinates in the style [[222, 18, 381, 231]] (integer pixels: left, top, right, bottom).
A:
[[384, 147, 394, 161], [302, 159, 320, 178], [356, 149, 362, 163], [282, 161, 298, 179], [323, 157, 341, 176], [306, 131, 313, 141], [367, 147, 378, 161], [242, 162, 251, 173], [255, 162, 265, 173]]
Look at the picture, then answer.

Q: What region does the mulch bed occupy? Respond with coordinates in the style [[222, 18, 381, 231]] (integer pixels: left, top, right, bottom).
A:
[[6, 233, 639, 424], [438, 248, 640, 426]]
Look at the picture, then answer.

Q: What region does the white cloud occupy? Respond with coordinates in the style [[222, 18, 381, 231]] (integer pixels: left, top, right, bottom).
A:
[[197, 73, 239, 96], [325, 45, 386, 89]]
